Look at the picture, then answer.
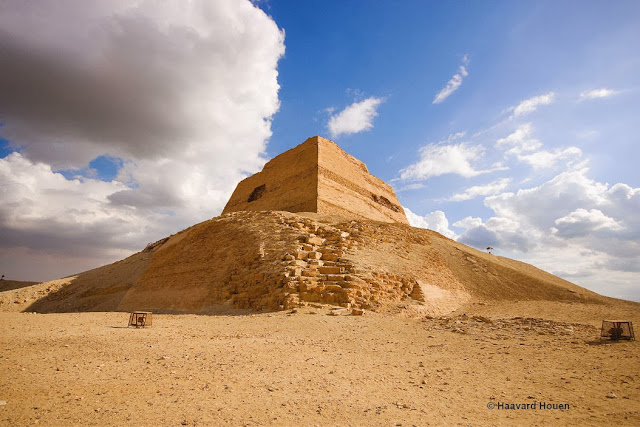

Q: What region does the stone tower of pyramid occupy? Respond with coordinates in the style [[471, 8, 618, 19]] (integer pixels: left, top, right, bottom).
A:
[[222, 136, 409, 224]]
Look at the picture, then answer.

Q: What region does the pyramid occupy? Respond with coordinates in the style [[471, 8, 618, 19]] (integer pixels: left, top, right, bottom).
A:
[[222, 136, 409, 224], [7, 137, 612, 315]]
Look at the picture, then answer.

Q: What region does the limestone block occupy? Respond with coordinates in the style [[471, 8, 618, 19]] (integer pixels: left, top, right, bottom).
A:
[[302, 269, 319, 277], [321, 253, 339, 262], [286, 266, 301, 276], [340, 281, 362, 289], [324, 284, 343, 292], [318, 266, 343, 274], [306, 236, 324, 246]]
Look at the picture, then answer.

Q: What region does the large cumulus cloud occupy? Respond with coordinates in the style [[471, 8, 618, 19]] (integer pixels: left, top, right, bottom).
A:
[[0, 0, 285, 280], [453, 168, 640, 300]]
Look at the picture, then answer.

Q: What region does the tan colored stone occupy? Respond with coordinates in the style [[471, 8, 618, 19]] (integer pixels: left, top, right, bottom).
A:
[[222, 136, 409, 224], [302, 269, 319, 277], [286, 266, 301, 277], [306, 236, 324, 246], [321, 253, 339, 262], [318, 266, 343, 275]]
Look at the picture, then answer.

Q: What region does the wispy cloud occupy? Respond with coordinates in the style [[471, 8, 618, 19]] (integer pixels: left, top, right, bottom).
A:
[[395, 182, 426, 192], [399, 142, 489, 181], [496, 123, 542, 155], [327, 97, 384, 138], [511, 92, 555, 117], [579, 88, 619, 100], [515, 147, 583, 170], [497, 123, 583, 170], [447, 178, 511, 201], [432, 54, 469, 104]]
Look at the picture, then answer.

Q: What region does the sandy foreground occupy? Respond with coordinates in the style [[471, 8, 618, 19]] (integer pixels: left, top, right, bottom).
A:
[[1, 302, 638, 426]]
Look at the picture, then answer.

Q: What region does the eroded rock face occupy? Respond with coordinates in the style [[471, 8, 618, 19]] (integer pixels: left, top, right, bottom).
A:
[[21, 211, 601, 315], [222, 136, 409, 224], [117, 211, 445, 313]]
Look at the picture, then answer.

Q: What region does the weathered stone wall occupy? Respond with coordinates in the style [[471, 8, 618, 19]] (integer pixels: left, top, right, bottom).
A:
[[316, 137, 408, 224], [222, 140, 318, 215], [222, 136, 409, 224]]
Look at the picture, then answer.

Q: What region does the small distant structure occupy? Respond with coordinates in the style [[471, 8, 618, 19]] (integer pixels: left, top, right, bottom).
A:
[[128, 311, 152, 328], [0, 275, 4, 280], [486, 247, 494, 254], [601, 320, 635, 341]]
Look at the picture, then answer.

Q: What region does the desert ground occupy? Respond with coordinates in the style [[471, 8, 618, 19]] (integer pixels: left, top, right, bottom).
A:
[[1, 299, 638, 426], [1, 211, 638, 426]]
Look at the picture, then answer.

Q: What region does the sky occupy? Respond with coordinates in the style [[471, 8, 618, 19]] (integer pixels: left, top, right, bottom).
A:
[[0, 0, 639, 301]]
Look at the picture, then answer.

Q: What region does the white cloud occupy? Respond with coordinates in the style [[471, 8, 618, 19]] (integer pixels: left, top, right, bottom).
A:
[[0, 152, 145, 253], [0, 0, 285, 281], [580, 88, 619, 100], [496, 123, 542, 155], [552, 208, 622, 238], [497, 123, 583, 169], [405, 207, 457, 239], [453, 216, 484, 230], [511, 92, 555, 117], [515, 146, 583, 169], [396, 183, 426, 192], [453, 167, 640, 300], [399, 142, 491, 181], [327, 97, 384, 138], [432, 55, 470, 104], [447, 178, 511, 201]]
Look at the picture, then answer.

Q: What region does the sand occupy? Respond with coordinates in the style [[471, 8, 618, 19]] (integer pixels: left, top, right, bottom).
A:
[[1, 203, 638, 427], [1, 300, 638, 426]]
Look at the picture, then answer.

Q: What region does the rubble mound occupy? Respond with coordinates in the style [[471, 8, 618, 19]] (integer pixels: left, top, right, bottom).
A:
[[7, 210, 606, 315]]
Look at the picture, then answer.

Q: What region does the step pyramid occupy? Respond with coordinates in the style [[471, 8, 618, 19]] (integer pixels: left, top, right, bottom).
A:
[[222, 136, 409, 224]]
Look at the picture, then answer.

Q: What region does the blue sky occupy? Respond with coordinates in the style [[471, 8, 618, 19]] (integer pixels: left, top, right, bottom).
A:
[[0, 0, 638, 300], [256, 0, 640, 300], [263, 0, 638, 184]]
